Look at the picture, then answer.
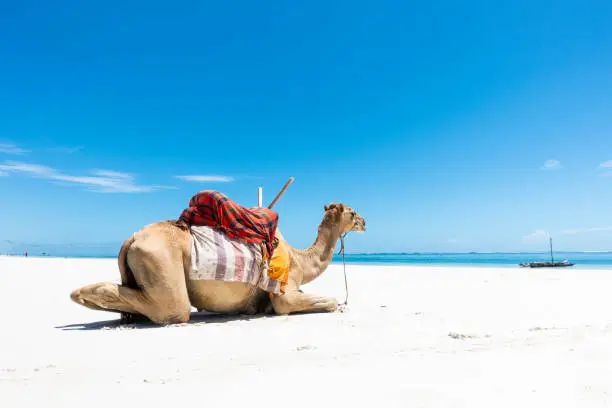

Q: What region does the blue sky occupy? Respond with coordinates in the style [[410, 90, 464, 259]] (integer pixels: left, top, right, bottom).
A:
[[1, 0, 611, 255]]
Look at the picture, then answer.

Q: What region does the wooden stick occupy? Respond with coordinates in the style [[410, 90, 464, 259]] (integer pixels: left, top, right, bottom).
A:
[[267, 177, 294, 209]]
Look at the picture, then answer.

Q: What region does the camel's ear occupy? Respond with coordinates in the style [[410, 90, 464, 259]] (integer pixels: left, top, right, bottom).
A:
[[324, 203, 343, 216], [324, 204, 329, 212], [326, 203, 339, 212]]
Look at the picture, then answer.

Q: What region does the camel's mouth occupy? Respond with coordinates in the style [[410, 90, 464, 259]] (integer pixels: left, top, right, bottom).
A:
[[351, 215, 366, 232]]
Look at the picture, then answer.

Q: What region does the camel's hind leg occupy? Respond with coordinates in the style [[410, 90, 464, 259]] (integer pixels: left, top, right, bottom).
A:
[[71, 224, 192, 325], [71, 282, 146, 316], [117, 234, 141, 323], [71, 278, 191, 325]]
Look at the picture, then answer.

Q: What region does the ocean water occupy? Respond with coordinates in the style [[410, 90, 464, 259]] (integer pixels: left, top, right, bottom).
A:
[[8, 250, 612, 269], [331, 252, 612, 269]]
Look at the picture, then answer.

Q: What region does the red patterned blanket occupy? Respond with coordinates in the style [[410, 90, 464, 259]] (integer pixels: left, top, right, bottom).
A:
[[178, 190, 279, 256]]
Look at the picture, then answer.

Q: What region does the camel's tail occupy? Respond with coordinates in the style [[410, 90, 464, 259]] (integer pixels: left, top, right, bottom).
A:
[[118, 234, 138, 289]]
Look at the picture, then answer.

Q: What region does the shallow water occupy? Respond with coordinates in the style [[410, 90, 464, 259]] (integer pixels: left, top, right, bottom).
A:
[[331, 252, 612, 269]]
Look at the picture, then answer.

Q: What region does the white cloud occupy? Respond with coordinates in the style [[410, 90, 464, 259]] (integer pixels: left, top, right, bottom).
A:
[[0, 161, 169, 193], [523, 229, 550, 243], [561, 226, 612, 235], [0, 162, 54, 175], [599, 161, 612, 176], [175, 175, 234, 182], [0, 171, 7, 177], [91, 170, 133, 179], [0, 143, 29, 155], [599, 160, 612, 168], [542, 159, 561, 170]]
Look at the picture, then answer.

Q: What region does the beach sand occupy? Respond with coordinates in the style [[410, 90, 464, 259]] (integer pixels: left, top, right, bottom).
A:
[[1, 256, 612, 407]]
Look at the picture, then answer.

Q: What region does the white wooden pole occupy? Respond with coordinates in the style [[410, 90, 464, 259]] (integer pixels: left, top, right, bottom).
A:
[[258, 187, 263, 207]]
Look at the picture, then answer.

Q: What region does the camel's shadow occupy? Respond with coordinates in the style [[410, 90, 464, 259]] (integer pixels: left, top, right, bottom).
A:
[[55, 311, 274, 331]]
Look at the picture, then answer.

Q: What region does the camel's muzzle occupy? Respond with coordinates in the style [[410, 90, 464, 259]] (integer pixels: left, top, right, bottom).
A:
[[352, 215, 366, 232]]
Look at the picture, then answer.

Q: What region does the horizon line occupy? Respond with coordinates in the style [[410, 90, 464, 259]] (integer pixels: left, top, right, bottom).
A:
[[2, 250, 611, 257]]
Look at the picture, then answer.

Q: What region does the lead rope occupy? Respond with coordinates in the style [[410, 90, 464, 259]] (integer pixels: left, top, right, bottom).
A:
[[338, 232, 349, 306]]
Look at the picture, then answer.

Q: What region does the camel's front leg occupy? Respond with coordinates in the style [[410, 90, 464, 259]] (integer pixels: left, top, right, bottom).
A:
[[270, 290, 338, 315]]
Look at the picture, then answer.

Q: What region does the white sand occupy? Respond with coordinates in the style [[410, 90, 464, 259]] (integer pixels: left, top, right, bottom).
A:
[[1, 256, 612, 407]]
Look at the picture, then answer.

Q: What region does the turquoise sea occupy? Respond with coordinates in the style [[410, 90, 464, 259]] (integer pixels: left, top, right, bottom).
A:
[[6, 249, 612, 269], [331, 252, 612, 269]]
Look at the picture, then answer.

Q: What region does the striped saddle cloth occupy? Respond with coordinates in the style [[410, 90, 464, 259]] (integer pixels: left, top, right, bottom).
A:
[[188, 225, 283, 294]]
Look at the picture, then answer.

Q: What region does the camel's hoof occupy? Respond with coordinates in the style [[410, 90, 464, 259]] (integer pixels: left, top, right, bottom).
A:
[[70, 289, 83, 304], [313, 299, 338, 312]]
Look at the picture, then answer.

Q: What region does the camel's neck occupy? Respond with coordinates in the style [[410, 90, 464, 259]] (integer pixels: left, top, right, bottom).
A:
[[290, 220, 342, 285]]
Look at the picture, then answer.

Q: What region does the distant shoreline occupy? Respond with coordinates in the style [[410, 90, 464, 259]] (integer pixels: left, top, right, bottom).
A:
[[2, 250, 610, 257], [4, 252, 612, 269]]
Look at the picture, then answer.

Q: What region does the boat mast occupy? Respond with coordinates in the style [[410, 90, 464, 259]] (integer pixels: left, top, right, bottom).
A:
[[549, 237, 554, 263]]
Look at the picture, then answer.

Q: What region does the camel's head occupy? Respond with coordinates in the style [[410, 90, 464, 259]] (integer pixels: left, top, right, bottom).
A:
[[323, 203, 366, 233]]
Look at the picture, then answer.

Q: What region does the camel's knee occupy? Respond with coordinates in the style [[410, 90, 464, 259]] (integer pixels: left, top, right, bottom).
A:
[[270, 296, 292, 315], [147, 308, 191, 325], [141, 290, 191, 325], [169, 310, 191, 324]]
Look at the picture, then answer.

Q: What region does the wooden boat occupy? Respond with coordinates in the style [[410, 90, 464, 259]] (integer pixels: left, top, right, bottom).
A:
[[519, 260, 575, 268], [519, 238, 575, 268]]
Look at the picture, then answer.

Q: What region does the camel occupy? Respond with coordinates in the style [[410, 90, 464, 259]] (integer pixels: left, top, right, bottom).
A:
[[70, 202, 366, 325]]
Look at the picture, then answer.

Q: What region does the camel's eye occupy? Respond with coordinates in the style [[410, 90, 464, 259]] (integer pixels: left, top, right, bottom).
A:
[[351, 211, 355, 218]]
